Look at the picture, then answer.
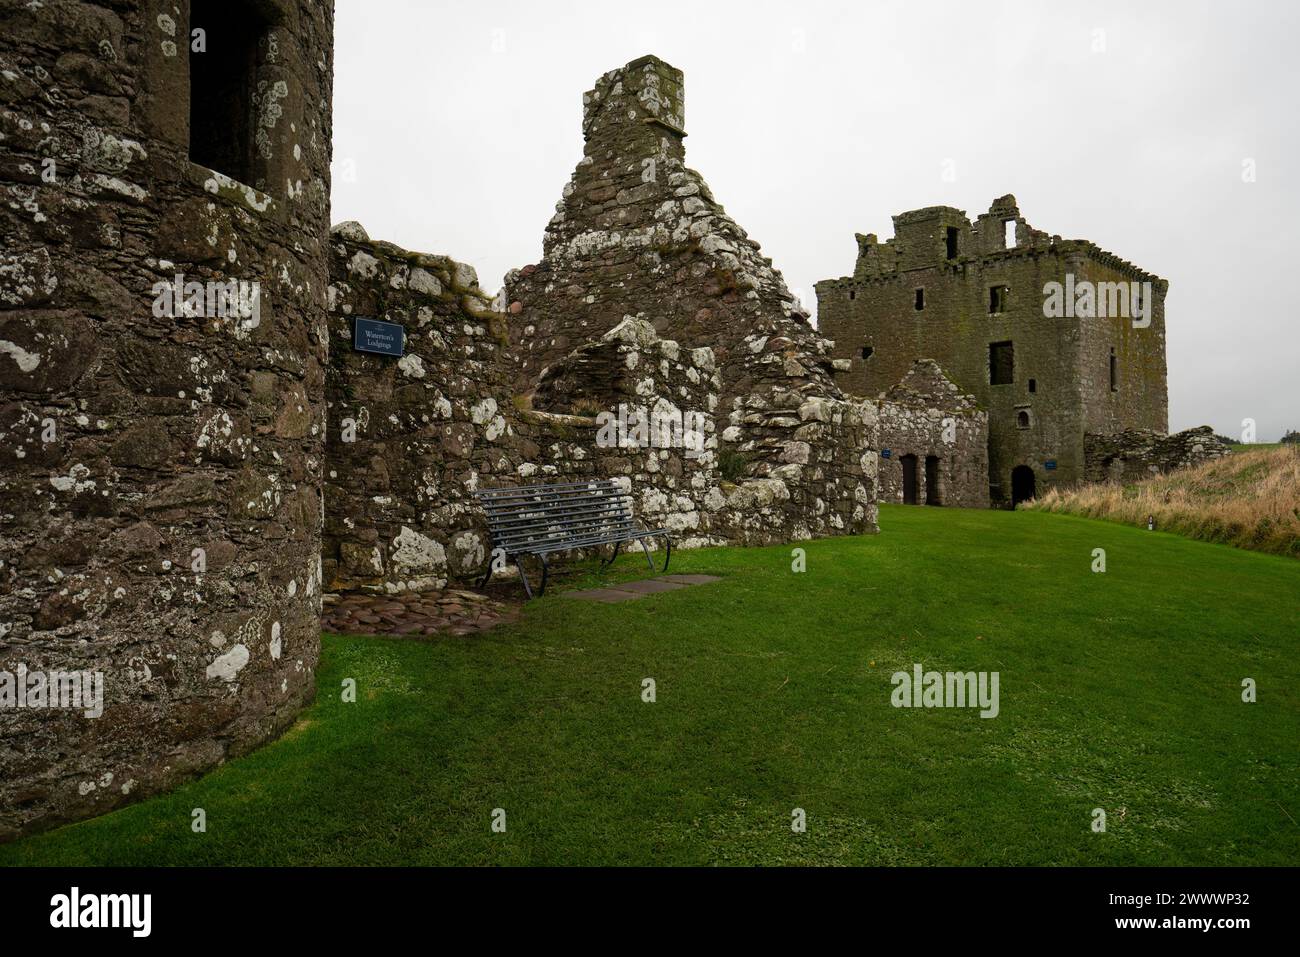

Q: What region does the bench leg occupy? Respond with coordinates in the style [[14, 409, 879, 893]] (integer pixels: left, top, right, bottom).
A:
[[600, 540, 622, 570], [638, 538, 655, 571], [660, 534, 672, 573], [515, 557, 534, 600], [477, 563, 494, 590], [538, 554, 550, 597]]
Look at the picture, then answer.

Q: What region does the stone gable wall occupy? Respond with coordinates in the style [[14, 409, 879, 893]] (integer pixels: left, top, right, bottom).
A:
[[875, 360, 989, 507], [504, 56, 878, 542]]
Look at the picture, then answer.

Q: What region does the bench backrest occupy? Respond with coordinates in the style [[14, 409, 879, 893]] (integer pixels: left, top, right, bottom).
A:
[[476, 480, 639, 556]]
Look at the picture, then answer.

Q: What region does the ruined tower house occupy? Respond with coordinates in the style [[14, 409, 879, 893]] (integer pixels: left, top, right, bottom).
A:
[[815, 196, 1172, 504], [0, 0, 335, 839]]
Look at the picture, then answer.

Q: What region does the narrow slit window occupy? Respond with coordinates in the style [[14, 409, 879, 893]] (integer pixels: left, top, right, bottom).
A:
[[914, 288, 925, 311], [1028, 378, 1037, 394], [946, 227, 959, 259], [1109, 349, 1119, 392]]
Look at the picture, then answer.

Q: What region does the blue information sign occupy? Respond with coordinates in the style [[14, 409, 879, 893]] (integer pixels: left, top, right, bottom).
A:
[[353, 317, 405, 357], [1045, 460, 1057, 471], [881, 449, 891, 459]]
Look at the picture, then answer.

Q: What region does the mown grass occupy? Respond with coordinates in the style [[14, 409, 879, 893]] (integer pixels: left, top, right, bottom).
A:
[[1027, 445, 1300, 558], [2, 505, 1297, 866]]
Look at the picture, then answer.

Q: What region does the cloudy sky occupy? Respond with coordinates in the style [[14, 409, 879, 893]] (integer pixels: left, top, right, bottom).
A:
[[332, 0, 1299, 440]]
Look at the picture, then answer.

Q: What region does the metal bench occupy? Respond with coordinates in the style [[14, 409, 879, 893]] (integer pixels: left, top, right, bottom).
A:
[[475, 480, 672, 598]]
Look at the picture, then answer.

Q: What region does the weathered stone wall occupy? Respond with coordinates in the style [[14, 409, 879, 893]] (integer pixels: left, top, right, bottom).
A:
[[0, 0, 334, 841], [324, 226, 877, 590], [1083, 426, 1231, 484], [875, 360, 989, 507], [816, 195, 1168, 504], [323, 222, 517, 592], [505, 56, 878, 542]]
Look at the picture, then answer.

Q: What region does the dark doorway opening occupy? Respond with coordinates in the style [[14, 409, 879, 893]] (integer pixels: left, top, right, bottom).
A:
[[1011, 465, 1036, 506], [901, 454, 919, 505], [925, 455, 941, 505], [190, 0, 270, 185]]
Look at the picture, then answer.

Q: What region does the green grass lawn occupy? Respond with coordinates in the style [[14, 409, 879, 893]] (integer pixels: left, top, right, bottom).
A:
[[4, 505, 1298, 866]]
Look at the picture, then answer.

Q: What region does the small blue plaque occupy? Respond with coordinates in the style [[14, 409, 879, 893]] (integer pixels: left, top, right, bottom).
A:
[[353, 317, 405, 357], [1045, 460, 1057, 471], [881, 449, 891, 459]]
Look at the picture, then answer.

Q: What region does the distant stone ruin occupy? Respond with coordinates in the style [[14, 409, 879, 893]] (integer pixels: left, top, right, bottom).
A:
[[816, 196, 1225, 503]]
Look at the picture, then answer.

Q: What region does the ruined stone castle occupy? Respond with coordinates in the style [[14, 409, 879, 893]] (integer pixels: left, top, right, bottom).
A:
[[0, 7, 879, 840], [816, 196, 1222, 505], [0, 1, 1210, 842]]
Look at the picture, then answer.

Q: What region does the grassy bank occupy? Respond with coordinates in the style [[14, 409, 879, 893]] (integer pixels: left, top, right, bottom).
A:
[[1026, 445, 1300, 558], [2, 505, 1297, 866]]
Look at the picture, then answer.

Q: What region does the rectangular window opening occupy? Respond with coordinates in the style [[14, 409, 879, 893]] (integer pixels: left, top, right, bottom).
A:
[[914, 288, 925, 311], [1110, 349, 1119, 392], [989, 285, 1009, 314], [1004, 219, 1017, 249], [945, 227, 959, 259], [189, 0, 270, 186], [990, 341, 1014, 385]]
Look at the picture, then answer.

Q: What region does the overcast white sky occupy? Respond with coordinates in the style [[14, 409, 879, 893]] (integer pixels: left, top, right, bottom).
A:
[[332, 0, 1299, 440]]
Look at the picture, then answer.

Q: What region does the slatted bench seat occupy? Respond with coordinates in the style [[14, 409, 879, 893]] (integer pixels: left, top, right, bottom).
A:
[[475, 480, 672, 598]]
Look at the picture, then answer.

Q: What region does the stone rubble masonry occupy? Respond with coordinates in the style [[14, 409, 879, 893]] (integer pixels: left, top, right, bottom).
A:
[[816, 195, 1170, 504], [504, 55, 879, 542], [876, 360, 989, 508], [1083, 426, 1231, 484], [326, 224, 876, 589], [0, 0, 335, 841]]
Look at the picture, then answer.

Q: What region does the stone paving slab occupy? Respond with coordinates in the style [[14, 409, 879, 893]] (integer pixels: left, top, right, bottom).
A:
[[562, 588, 645, 603], [610, 578, 686, 595], [564, 574, 723, 602]]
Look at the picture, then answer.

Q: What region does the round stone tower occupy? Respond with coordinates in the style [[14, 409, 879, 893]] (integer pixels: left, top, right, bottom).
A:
[[0, 0, 334, 840]]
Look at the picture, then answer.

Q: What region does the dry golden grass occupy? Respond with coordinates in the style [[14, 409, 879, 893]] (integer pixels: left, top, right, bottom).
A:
[[1025, 445, 1300, 557]]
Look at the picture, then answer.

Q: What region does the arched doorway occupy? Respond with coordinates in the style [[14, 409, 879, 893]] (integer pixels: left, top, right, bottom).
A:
[[901, 454, 919, 504], [1011, 465, 1036, 506]]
